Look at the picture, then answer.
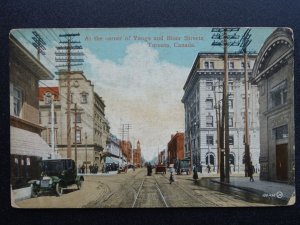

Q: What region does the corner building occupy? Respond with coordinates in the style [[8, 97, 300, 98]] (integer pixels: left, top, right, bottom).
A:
[[182, 53, 260, 173], [252, 28, 294, 182]]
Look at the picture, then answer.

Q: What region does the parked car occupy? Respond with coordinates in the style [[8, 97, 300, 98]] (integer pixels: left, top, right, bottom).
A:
[[28, 159, 84, 197]]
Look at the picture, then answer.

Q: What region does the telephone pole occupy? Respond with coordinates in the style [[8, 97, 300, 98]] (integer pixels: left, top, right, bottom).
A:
[[74, 103, 78, 167], [55, 33, 84, 159], [32, 31, 46, 60], [239, 28, 253, 177], [212, 28, 240, 183]]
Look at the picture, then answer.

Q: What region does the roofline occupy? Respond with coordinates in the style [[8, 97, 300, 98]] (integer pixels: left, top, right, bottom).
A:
[[9, 34, 55, 80], [183, 52, 258, 90]]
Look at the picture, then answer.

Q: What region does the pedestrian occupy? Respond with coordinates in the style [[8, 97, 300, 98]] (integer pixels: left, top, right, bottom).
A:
[[81, 164, 85, 173], [207, 164, 211, 173], [199, 164, 202, 173], [89, 164, 93, 174], [169, 165, 175, 184], [193, 165, 198, 181], [249, 162, 255, 182]]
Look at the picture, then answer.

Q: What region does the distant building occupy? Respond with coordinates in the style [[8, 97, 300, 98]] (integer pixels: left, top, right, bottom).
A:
[[158, 149, 166, 165], [167, 132, 184, 165], [252, 28, 294, 182], [133, 140, 142, 167], [182, 53, 260, 173], [105, 133, 124, 165], [10, 35, 54, 190]]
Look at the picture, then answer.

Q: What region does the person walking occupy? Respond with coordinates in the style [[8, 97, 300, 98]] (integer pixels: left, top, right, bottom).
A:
[[249, 161, 255, 182], [193, 165, 198, 182]]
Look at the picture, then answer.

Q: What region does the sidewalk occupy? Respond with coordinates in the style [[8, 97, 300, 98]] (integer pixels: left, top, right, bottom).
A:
[[206, 175, 295, 204]]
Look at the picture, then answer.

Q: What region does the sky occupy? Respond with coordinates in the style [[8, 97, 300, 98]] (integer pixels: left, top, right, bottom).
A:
[[11, 27, 275, 161]]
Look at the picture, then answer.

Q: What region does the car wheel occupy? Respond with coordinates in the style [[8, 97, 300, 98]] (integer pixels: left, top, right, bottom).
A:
[[56, 183, 63, 196], [77, 180, 82, 190]]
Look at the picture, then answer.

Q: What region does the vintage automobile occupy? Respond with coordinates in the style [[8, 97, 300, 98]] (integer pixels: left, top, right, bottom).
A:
[[174, 159, 190, 175], [155, 164, 166, 174], [118, 165, 128, 174], [28, 159, 84, 197]]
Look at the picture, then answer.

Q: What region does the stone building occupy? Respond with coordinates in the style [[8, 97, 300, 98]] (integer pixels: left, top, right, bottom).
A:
[[252, 28, 294, 182], [182, 53, 260, 173], [41, 71, 111, 169], [167, 132, 184, 165], [10, 34, 54, 191]]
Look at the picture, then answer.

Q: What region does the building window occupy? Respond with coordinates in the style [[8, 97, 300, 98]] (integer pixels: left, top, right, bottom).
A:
[[13, 86, 22, 117], [75, 113, 81, 123], [229, 135, 234, 145], [204, 61, 209, 69], [204, 61, 214, 69], [271, 80, 287, 108], [241, 61, 251, 69], [81, 93, 88, 104], [206, 99, 213, 109], [48, 111, 57, 124], [229, 113, 234, 127], [44, 92, 52, 105], [207, 135, 214, 145], [228, 99, 233, 109], [206, 81, 214, 90], [229, 81, 234, 91], [47, 128, 58, 145], [273, 125, 288, 140], [228, 61, 234, 69], [206, 115, 213, 127], [75, 129, 81, 144]]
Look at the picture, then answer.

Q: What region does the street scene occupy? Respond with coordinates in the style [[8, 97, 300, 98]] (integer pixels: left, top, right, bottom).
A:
[[10, 27, 295, 208]]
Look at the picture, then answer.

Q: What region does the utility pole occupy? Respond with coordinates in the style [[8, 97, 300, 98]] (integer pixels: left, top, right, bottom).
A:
[[55, 33, 84, 160], [239, 28, 253, 177], [119, 123, 132, 164], [212, 28, 240, 183], [51, 95, 55, 158], [74, 103, 78, 167], [32, 31, 46, 60]]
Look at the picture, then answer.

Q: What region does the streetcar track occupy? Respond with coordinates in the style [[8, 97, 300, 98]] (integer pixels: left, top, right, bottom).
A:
[[132, 176, 169, 208], [159, 174, 219, 206]]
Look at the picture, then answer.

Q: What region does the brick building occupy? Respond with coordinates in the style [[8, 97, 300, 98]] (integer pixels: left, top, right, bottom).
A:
[[167, 132, 184, 165], [119, 140, 132, 164]]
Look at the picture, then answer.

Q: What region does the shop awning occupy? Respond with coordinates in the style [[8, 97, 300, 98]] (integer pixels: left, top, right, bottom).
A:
[[10, 126, 53, 159], [105, 157, 123, 164]]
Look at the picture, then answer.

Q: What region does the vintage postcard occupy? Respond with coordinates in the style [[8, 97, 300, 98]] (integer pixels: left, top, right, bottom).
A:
[[10, 27, 295, 208]]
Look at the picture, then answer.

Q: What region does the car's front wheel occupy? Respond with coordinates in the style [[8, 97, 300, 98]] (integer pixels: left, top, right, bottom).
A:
[[56, 183, 63, 196]]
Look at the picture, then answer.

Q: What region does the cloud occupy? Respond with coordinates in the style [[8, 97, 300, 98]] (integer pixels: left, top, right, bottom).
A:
[[84, 43, 189, 161]]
